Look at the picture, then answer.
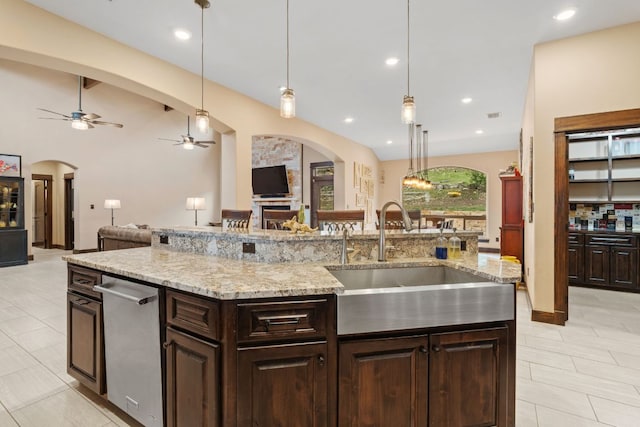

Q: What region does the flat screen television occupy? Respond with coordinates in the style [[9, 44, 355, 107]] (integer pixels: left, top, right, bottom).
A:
[[251, 165, 290, 197]]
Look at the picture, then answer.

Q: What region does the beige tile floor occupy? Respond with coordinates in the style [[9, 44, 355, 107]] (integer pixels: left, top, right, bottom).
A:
[[0, 248, 639, 426]]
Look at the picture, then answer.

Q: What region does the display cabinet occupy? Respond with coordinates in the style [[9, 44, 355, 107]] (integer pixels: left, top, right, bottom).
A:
[[0, 176, 27, 267]]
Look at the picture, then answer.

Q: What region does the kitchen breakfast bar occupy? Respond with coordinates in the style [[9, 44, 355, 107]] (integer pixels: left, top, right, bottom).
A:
[[64, 227, 520, 427]]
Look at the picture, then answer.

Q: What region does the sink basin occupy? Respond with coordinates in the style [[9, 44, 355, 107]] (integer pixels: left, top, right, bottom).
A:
[[329, 265, 515, 336], [329, 265, 490, 290]]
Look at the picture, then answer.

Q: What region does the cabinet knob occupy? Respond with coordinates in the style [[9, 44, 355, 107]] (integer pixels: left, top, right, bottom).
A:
[[162, 340, 174, 350], [317, 354, 325, 366], [419, 346, 428, 354], [432, 345, 441, 352]]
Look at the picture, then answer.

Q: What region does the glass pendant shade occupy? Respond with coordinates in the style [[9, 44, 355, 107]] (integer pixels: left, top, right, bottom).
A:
[[401, 95, 416, 124], [195, 109, 209, 133], [71, 119, 88, 130], [183, 141, 195, 150], [280, 88, 295, 118]]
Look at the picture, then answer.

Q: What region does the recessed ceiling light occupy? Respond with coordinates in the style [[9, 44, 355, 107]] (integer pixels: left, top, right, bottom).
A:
[[385, 57, 399, 66], [386, 140, 393, 145], [475, 129, 484, 135], [174, 29, 192, 41], [344, 117, 354, 124], [554, 9, 576, 21], [461, 97, 472, 104]]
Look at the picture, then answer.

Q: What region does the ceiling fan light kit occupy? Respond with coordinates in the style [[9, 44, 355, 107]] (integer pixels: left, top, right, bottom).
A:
[[159, 115, 215, 149]]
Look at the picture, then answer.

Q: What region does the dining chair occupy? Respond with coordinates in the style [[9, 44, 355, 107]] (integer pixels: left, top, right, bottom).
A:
[[316, 210, 365, 232], [221, 209, 252, 229], [262, 209, 298, 230]]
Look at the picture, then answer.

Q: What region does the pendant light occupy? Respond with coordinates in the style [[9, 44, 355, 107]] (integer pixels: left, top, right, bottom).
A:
[[195, 0, 210, 133], [401, 0, 415, 124], [402, 123, 418, 187], [280, 0, 295, 118], [421, 129, 433, 190]]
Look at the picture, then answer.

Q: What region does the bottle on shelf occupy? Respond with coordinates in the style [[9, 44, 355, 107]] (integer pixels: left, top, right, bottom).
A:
[[435, 229, 448, 260], [448, 228, 461, 259]]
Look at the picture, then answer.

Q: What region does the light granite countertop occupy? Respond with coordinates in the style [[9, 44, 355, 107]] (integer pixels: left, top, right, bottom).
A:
[[63, 247, 521, 300]]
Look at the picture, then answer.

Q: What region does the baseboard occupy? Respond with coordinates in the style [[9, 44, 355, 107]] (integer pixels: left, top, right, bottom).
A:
[[73, 248, 98, 254], [531, 310, 566, 326], [479, 247, 500, 253], [27, 254, 34, 261], [51, 244, 66, 250]]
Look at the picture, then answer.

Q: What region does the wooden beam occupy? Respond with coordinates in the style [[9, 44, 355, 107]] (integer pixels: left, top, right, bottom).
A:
[[83, 77, 101, 90], [164, 105, 174, 112]]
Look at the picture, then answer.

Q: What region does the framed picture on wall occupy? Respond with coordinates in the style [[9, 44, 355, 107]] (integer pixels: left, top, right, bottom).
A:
[[0, 154, 21, 177]]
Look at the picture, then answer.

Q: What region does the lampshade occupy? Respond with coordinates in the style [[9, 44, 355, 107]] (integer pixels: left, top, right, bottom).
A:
[[195, 109, 209, 133], [186, 197, 206, 210], [401, 95, 415, 124], [71, 119, 89, 130], [280, 88, 295, 118], [104, 199, 121, 209]]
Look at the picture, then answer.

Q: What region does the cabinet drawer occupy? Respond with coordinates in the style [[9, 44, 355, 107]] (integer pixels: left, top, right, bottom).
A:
[[568, 233, 584, 246], [68, 265, 102, 300], [166, 290, 220, 341], [586, 234, 637, 247], [237, 299, 328, 344]]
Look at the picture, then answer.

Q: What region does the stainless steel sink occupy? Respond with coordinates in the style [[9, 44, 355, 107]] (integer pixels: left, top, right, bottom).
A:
[[329, 265, 515, 336]]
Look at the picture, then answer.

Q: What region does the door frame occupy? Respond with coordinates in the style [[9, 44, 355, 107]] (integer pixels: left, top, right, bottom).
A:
[[310, 161, 334, 228], [64, 173, 74, 250], [32, 173, 53, 249], [554, 108, 640, 324]]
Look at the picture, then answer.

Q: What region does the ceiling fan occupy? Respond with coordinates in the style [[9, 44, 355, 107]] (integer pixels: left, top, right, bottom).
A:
[[159, 116, 216, 149], [37, 76, 124, 130]]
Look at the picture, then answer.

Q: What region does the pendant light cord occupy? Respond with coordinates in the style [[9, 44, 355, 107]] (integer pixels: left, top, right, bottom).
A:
[[286, 0, 290, 89], [78, 75, 83, 111], [201, 3, 205, 110], [406, 0, 410, 96]]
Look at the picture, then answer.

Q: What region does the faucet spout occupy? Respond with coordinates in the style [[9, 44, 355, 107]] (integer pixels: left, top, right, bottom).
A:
[[378, 201, 414, 262]]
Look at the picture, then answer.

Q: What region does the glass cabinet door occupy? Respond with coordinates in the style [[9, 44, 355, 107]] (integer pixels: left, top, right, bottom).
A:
[[0, 177, 24, 229]]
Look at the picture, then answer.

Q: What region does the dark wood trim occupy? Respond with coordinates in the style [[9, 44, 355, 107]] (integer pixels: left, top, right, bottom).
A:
[[531, 310, 566, 326], [32, 174, 53, 249], [51, 244, 66, 250], [82, 77, 100, 90], [64, 174, 74, 250], [554, 108, 640, 133], [554, 108, 640, 325], [479, 247, 500, 253], [28, 254, 34, 261], [73, 248, 98, 254]]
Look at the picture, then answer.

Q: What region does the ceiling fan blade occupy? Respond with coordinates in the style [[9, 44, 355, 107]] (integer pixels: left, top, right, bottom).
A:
[[90, 120, 124, 128], [83, 113, 101, 120], [173, 143, 184, 146], [37, 108, 71, 118], [158, 137, 182, 143], [195, 140, 216, 145], [194, 143, 211, 148], [87, 123, 95, 129], [38, 117, 72, 121]]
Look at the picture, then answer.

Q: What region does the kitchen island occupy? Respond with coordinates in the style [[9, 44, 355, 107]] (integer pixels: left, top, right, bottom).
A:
[[64, 227, 519, 426]]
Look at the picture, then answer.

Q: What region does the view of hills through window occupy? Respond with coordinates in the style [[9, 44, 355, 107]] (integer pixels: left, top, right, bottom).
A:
[[402, 166, 487, 233]]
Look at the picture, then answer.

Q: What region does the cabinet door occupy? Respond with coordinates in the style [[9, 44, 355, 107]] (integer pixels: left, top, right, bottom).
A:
[[501, 176, 522, 226], [429, 327, 508, 427], [238, 341, 328, 427], [338, 336, 428, 427], [611, 247, 638, 289], [584, 245, 610, 285], [165, 327, 219, 427], [568, 244, 584, 283], [500, 226, 523, 263], [67, 292, 105, 394]]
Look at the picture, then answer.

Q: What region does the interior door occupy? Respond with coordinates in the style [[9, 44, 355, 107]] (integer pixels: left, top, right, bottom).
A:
[[64, 173, 74, 250], [32, 174, 53, 249], [310, 162, 334, 228]]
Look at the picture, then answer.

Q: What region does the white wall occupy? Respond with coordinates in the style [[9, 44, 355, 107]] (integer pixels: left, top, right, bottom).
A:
[[526, 21, 640, 313], [0, 60, 219, 250]]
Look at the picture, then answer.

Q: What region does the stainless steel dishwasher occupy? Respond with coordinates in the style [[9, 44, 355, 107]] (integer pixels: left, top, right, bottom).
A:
[[95, 276, 163, 427]]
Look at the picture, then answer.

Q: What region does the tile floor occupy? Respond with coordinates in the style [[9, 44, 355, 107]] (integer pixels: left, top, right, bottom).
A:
[[0, 248, 639, 426]]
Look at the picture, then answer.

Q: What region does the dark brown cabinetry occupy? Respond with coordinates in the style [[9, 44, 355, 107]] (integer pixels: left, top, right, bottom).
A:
[[573, 233, 639, 291], [0, 176, 27, 267], [165, 290, 221, 427], [338, 326, 511, 427], [238, 341, 328, 426], [500, 176, 524, 264], [339, 335, 428, 426], [66, 265, 105, 394], [429, 327, 509, 427], [568, 233, 585, 283]]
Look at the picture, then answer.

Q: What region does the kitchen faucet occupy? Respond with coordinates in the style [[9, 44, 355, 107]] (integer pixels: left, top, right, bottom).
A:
[[341, 229, 354, 265], [378, 201, 414, 262]]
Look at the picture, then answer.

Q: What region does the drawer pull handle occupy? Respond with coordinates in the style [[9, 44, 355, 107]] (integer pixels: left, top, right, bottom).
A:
[[162, 340, 174, 350], [432, 345, 441, 352], [73, 279, 92, 286], [261, 315, 304, 331], [590, 237, 630, 243], [74, 298, 90, 306]]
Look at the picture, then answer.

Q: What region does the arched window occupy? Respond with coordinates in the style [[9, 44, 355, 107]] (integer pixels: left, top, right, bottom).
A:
[[402, 166, 487, 232]]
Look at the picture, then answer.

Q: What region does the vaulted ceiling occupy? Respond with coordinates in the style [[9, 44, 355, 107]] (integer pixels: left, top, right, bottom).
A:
[[24, 0, 640, 160]]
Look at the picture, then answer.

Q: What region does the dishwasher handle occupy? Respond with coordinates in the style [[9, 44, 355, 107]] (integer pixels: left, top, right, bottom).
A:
[[94, 284, 154, 305]]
